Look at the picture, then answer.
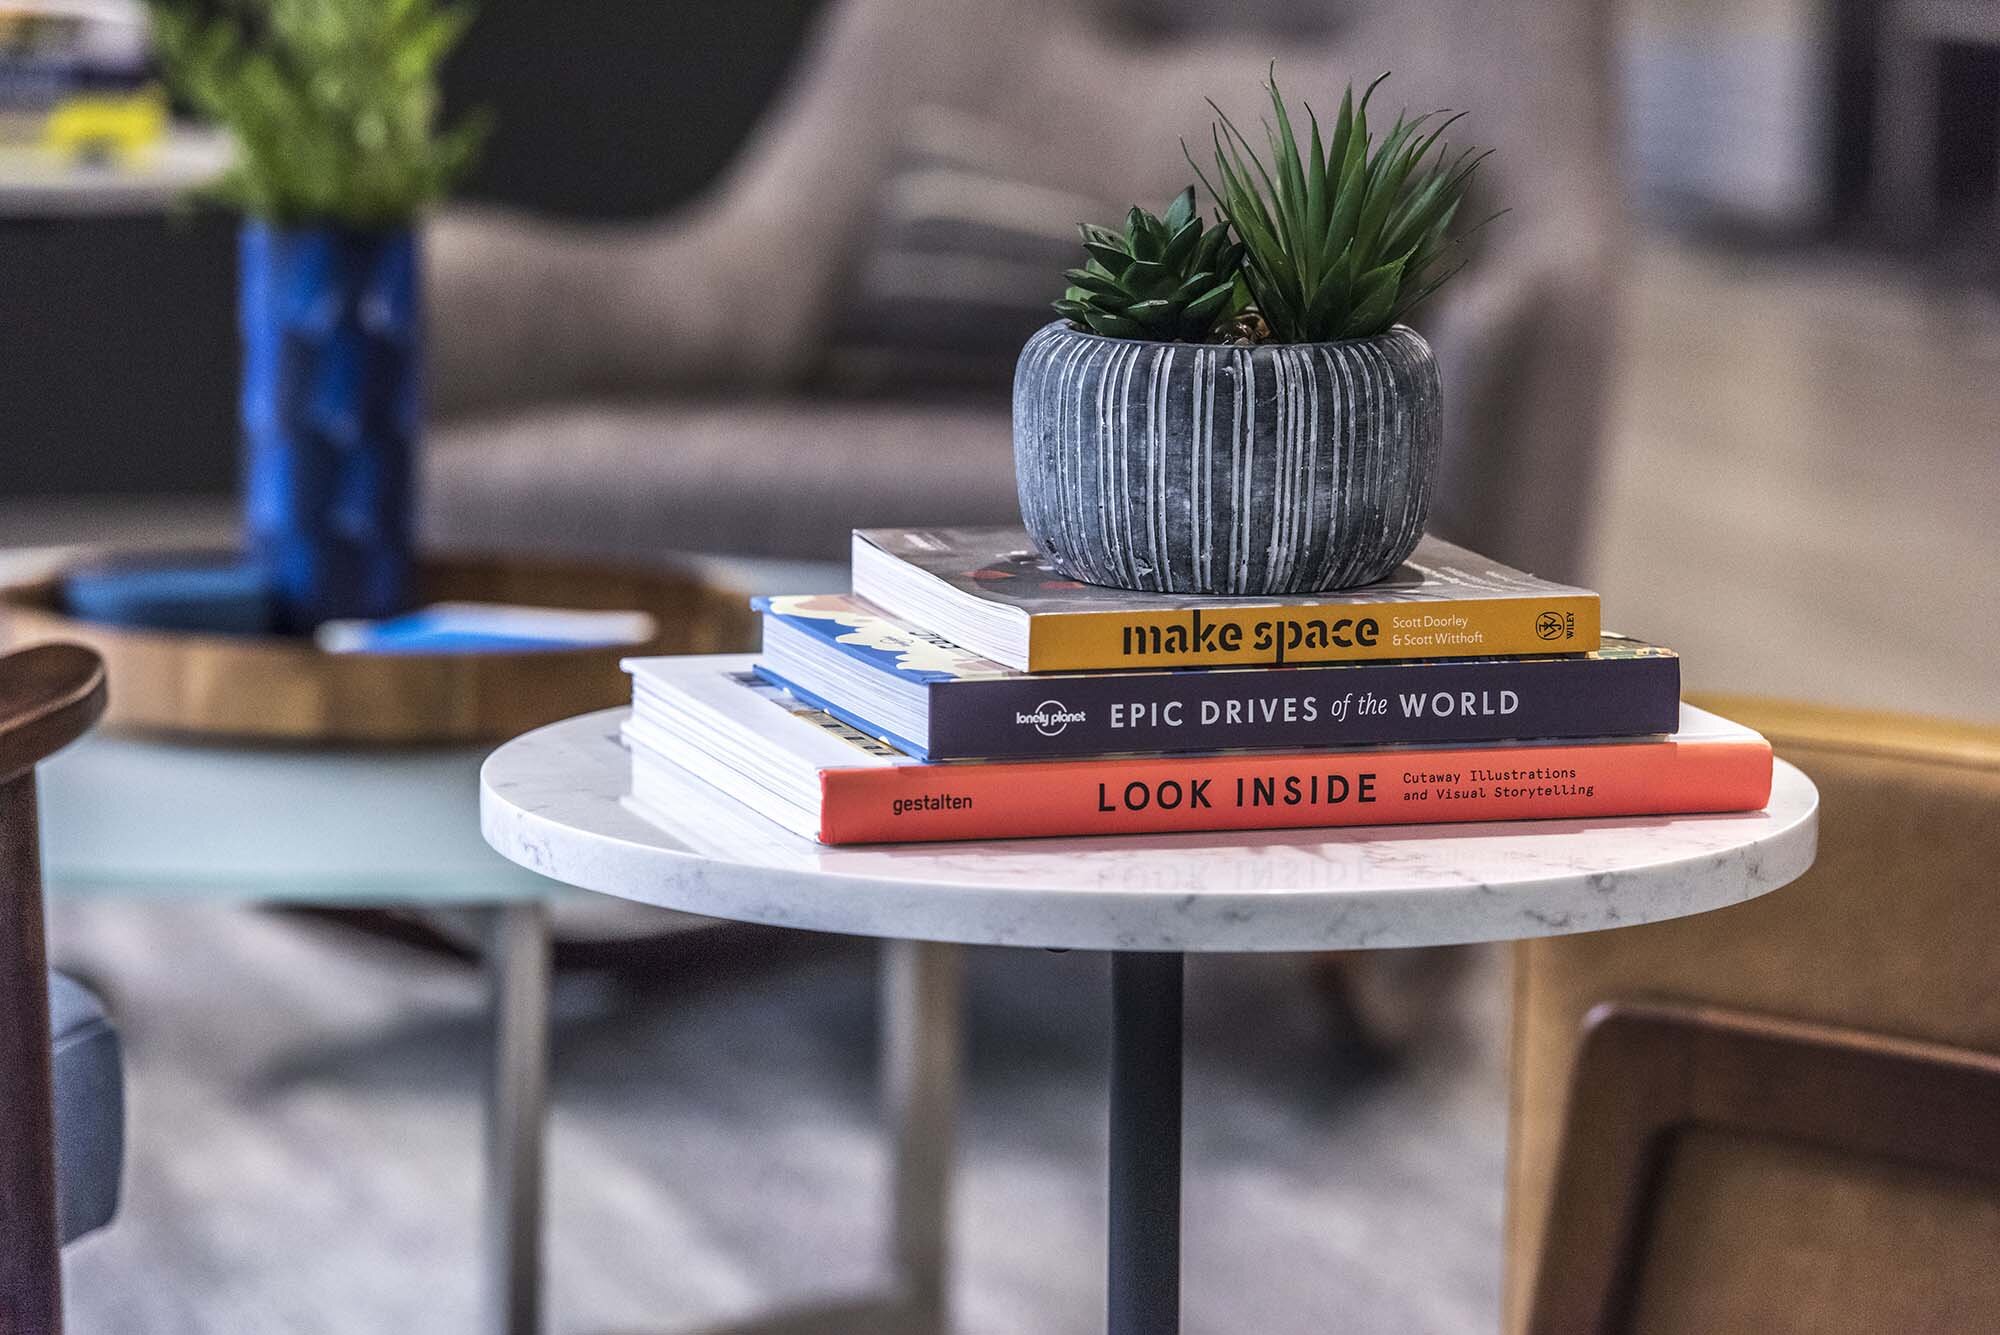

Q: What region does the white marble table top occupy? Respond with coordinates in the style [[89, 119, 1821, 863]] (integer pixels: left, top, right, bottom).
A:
[[481, 709, 1820, 952]]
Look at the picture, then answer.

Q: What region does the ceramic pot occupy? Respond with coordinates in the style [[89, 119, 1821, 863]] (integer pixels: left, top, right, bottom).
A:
[[1012, 320, 1441, 594], [240, 221, 420, 632]]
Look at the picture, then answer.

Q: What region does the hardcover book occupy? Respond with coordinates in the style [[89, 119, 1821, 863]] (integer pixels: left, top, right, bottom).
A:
[[753, 594, 1679, 760], [851, 527, 1600, 672], [622, 655, 1771, 847]]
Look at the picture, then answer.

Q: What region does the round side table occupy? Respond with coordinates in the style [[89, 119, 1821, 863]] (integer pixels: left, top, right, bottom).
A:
[[482, 708, 1820, 1335]]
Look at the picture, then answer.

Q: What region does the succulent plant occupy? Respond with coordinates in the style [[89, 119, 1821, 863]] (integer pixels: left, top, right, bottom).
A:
[[1053, 187, 1246, 342], [1190, 70, 1491, 343]]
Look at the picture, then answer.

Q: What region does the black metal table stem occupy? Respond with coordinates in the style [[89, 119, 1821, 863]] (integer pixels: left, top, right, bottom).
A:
[[1108, 950, 1185, 1335]]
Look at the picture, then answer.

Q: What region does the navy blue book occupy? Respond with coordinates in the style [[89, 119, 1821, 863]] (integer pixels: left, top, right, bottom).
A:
[[749, 595, 1681, 762]]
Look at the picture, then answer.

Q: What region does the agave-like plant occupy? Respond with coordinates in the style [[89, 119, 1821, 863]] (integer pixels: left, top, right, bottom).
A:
[[1053, 187, 1246, 342], [1189, 70, 1489, 343]]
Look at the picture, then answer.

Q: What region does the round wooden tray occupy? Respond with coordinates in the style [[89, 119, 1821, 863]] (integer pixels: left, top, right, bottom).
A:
[[0, 552, 758, 745]]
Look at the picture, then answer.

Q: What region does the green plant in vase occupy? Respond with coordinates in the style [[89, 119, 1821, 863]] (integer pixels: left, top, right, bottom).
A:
[[1015, 71, 1491, 594], [151, 0, 487, 225], [148, 0, 487, 630]]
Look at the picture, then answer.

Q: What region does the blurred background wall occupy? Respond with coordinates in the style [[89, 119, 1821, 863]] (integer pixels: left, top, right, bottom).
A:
[[446, 0, 825, 219], [5, 0, 1997, 720], [1625, 0, 1997, 237], [1624, 0, 1835, 228], [7, 0, 1997, 497], [9, 0, 1998, 499], [0, 0, 828, 496]]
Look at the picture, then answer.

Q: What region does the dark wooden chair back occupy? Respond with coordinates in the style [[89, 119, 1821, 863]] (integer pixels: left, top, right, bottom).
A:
[[0, 643, 107, 1335], [1527, 1000, 2000, 1335]]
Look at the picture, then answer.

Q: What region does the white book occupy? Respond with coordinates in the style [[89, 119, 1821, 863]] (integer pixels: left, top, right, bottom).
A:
[[623, 654, 912, 840]]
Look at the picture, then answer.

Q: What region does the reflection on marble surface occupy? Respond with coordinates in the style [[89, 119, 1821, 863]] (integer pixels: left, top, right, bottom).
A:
[[482, 710, 1819, 952]]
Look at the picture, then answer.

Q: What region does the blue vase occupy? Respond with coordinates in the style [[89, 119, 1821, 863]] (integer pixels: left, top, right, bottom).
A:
[[240, 221, 420, 632]]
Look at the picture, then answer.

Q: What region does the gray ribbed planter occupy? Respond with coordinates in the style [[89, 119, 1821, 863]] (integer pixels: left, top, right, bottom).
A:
[[1012, 320, 1441, 594]]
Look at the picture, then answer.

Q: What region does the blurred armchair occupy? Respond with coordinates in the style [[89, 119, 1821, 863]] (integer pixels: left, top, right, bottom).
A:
[[1507, 698, 2000, 1333], [422, 0, 1619, 581]]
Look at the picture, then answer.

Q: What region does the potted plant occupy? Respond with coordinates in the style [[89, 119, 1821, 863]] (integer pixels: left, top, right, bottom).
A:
[[1014, 73, 1488, 595], [151, 0, 486, 631]]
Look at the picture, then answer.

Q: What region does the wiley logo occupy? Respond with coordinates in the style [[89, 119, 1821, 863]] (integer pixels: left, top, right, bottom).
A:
[[1016, 700, 1086, 737], [1535, 609, 1576, 641]]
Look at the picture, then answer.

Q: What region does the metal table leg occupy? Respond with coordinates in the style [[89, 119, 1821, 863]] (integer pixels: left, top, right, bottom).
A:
[[483, 901, 551, 1335], [468, 922, 964, 1335], [884, 939, 964, 1332], [668, 938, 965, 1335], [1108, 951, 1184, 1335]]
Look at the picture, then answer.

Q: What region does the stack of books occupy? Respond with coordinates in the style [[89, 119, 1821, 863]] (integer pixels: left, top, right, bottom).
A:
[[622, 528, 1772, 845]]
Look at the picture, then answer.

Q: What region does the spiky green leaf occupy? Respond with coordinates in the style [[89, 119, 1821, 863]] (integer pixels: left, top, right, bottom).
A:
[[1198, 70, 1490, 340], [1081, 309, 1145, 338]]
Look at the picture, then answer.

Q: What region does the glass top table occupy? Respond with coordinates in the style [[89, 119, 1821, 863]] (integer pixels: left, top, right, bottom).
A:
[[6, 538, 854, 1335]]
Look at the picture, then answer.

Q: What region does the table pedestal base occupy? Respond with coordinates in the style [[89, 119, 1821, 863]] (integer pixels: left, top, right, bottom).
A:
[[1109, 951, 1184, 1335]]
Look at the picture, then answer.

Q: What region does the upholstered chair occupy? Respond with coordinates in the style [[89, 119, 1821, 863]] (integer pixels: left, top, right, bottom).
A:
[[422, 0, 1620, 584], [1507, 698, 2000, 1334]]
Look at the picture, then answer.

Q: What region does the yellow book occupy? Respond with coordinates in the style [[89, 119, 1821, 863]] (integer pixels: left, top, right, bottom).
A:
[[851, 528, 1599, 672], [44, 88, 166, 161]]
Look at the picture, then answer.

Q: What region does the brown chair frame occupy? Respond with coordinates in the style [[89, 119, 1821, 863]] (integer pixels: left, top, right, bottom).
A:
[[1527, 999, 2000, 1335], [1, 643, 107, 1334]]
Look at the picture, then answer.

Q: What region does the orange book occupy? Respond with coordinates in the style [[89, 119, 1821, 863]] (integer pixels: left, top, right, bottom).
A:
[[624, 657, 1772, 846]]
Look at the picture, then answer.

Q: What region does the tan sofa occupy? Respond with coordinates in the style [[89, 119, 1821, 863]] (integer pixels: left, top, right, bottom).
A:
[[1506, 698, 2000, 1334], [419, 0, 1621, 583]]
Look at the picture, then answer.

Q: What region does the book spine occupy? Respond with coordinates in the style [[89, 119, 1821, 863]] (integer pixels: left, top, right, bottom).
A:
[[1026, 596, 1600, 671], [814, 736, 1771, 844], [924, 654, 1680, 760]]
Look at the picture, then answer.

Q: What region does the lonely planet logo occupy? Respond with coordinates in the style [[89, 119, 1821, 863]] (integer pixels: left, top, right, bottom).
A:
[[1016, 701, 1086, 737]]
